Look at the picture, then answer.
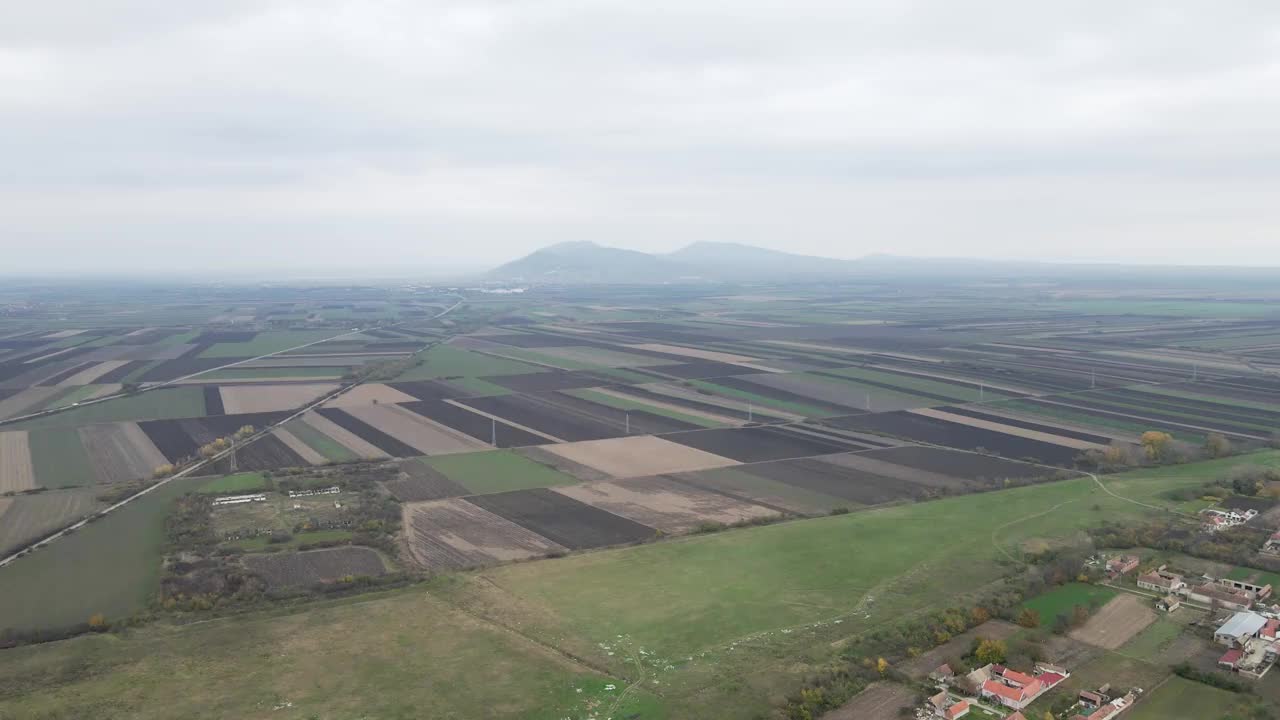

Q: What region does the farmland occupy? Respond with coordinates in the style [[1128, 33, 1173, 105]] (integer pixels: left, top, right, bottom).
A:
[[4, 280, 1280, 718]]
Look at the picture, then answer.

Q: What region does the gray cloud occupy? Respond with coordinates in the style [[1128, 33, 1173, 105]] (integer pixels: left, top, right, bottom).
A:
[[2, 0, 1279, 274]]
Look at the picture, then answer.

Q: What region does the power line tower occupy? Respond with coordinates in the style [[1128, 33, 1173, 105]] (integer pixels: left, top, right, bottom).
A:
[[228, 436, 238, 474]]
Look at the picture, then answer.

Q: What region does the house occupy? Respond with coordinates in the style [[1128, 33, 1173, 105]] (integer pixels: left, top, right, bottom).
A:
[[1105, 555, 1140, 578], [929, 663, 955, 682], [1262, 531, 1280, 556], [1220, 648, 1245, 669], [1216, 612, 1268, 647], [1136, 567, 1185, 594], [929, 690, 969, 719], [1072, 691, 1137, 720], [978, 664, 1062, 711], [1079, 690, 1106, 709], [1156, 595, 1181, 612]]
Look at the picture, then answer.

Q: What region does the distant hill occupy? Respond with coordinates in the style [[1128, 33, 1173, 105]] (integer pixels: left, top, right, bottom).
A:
[[487, 241, 859, 283], [486, 241, 694, 283], [664, 241, 855, 278]]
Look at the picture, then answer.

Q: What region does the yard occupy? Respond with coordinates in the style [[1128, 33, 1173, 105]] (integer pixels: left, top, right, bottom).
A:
[[1021, 583, 1118, 623]]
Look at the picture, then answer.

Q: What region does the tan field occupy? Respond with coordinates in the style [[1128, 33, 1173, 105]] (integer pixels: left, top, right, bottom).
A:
[[0, 431, 37, 492], [300, 412, 388, 459], [270, 428, 326, 465], [219, 383, 338, 414], [541, 435, 738, 479], [825, 683, 916, 720], [1069, 594, 1156, 649], [344, 404, 486, 455], [554, 476, 776, 533], [77, 423, 169, 484], [909, 407, 1104, 450], [624, 342, 759, 364], [325, 383, 418, 407], [403, 499, 567, 571], [0, 387, 60, 421], [57, 360, 131, 387]]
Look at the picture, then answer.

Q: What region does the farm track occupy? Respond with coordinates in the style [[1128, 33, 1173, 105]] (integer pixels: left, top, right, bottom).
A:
[[0, 298, 463, 569]]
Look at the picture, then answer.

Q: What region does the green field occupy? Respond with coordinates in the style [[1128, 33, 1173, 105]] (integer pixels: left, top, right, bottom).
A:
[[0, 590, 660, 720], [0, 474, 217, 633], [445, 376, 513, 396], [199, 330, 346, 358], [687, 379, 831, 417], [0, 446, 1242, 717], [394, 344, 546, 380], [1118, 615, 1189, 662], [1126, 676, 1243, 720], [1038, 299, 1280, 319], [195, 471, 269, 495], [10, 387, 207, 430], [418, 450, 577, 495], [821, 365, 1014, 403], [27, 428, 96, 488], [1225, 566, 1280, 587], [1021, 583, 1118, 622], [281, 419, 358, 461], [566, 388, 724, 428]]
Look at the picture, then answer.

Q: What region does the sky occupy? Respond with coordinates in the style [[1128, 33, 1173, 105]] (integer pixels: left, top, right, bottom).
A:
[[2, 1, 1279, 276]]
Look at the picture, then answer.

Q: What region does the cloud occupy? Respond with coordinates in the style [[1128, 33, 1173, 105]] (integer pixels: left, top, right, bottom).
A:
[[2, 0, 1279, 274]]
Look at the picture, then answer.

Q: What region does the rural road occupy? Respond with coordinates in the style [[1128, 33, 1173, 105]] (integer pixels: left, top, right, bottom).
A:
[[0, 297, 463, 570]]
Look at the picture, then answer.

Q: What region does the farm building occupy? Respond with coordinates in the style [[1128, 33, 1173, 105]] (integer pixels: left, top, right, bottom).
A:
[[1104, 554, 1139, 578], [1215, 611, 1268, 647], [1218, 575, 1274, 601], [1214, 612, 1280, 679], [1070, 690, 1137, 720], [1186, 581, 1256, 611], [1136, 567, 1185, 594]]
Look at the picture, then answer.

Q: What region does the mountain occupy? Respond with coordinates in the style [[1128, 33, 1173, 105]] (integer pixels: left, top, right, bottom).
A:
[[487, 241, 858, 283], [664, 241, 855, 278], [486, 241, 693, 283]]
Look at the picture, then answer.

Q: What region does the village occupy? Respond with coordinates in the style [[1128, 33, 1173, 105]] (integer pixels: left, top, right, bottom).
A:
[[914, 547, 1280, 720]]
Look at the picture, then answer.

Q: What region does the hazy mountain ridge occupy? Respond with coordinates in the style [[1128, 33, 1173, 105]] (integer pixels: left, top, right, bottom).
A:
[[487, 241, 1280, 284]]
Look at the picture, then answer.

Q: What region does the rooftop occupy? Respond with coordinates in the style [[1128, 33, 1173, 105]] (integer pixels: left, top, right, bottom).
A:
[[1217, 611, 1268, 638]]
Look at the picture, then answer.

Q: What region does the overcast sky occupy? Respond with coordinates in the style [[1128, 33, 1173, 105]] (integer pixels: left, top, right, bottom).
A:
[[2, 1, 1279, 275]]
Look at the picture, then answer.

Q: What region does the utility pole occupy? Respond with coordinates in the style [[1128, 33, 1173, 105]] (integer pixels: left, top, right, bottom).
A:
[[979, 383, 985, 402], [866, 393, 872, 412], [491, 418, 497, 447], [1091, 370, 1096, 389], [747, 402, 753, 423], [625, 411, 630, 434]]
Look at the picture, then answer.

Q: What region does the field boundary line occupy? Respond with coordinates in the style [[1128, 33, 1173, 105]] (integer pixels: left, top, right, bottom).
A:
[[0, 298, 463, 569], [449, 575, 627, 681]]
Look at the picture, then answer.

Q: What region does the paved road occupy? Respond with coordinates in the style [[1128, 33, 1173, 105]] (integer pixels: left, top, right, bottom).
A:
[[0, 297, 462, 569]]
